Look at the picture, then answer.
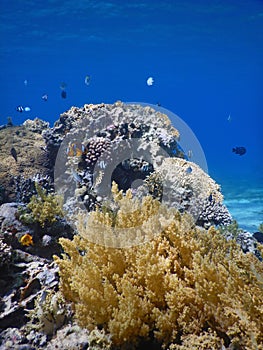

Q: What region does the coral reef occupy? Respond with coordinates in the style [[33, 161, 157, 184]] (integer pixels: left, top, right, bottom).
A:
[[53, 102, 230, 230], [23, 117, 50, 134], [1, 101, 262, 349], [53, 102, 184, 220], [54, 186, 263, 349]]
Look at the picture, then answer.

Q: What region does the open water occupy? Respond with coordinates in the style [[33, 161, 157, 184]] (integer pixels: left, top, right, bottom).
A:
[[0, 1, 262, 232]]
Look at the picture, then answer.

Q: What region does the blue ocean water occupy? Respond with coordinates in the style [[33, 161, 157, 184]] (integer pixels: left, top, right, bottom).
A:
[[0, 0, 262, 232]]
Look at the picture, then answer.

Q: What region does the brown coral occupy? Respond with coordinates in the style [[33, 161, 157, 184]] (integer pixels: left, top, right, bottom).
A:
[[54, 187, 263, 349]]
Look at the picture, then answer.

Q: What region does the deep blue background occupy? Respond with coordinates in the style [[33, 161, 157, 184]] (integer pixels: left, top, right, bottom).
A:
[[0, 0, 262, 184]]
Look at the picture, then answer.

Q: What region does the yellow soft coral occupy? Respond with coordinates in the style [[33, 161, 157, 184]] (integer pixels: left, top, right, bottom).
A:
[[28, 183, 64, 227], [54, 186, 263, 349]]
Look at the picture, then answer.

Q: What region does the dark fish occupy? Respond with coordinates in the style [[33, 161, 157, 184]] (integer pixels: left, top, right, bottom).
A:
[[10, 147, 17, 162], [232, 146, 246, 156], [61, 90, 67, 99], [42, 94, 48, 101], [16, 106, 24, 113], [208, 194, 213, 202]]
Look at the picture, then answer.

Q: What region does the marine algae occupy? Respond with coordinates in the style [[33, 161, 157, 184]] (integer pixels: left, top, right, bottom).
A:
[[54, 186, 263, 349]]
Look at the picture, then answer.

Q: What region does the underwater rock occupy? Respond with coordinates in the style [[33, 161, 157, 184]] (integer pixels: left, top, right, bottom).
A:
[[0, 202, 74, 259], [253, 231, 263, 244], [0, 203, 30, 247], [0, 236, 12, 269], [15, 174, 54, 204], [0, 126, 50, 203], [23, 118, 50, 134], [0, 249, 59, 332]]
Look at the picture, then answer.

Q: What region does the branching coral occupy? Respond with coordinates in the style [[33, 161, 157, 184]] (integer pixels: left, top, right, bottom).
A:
[[54, 186, 263, 349], [27, 183, 64, 227]]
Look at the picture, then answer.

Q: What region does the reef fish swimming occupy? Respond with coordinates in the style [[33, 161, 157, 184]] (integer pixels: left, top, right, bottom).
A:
[[42, 94, 48, 101], [84, 75, 91, 85], [61, 90, 67, 99], [232, 146, 246, 156], [10, 147, 18, 162], [20, 233, 34, 246], [16, 106, 31, 112], [146, 77, 154, 86]]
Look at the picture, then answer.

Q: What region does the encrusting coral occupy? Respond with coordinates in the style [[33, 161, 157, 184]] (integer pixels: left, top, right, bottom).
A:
[[54, 185, 263, 349]]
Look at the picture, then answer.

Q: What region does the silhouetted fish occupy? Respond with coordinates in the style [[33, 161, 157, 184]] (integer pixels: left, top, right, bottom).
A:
[[16, 106, 24, 113], [10, 147, 17, 162], [61, 90, 67, 99], [232, 146, 246, 156]]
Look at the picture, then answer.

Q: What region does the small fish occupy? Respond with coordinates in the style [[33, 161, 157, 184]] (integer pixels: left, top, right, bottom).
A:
[[61, 90, 67, 99], [24, 106, 31, 112], [208, 194, 213, 202], [185, 166, 192, 174], [84, 75, 91, 85], [10, 147, 17, 162], [24, 79, 28, 86], [227, 114, 231, 122], [42, 94, 48, 101], [16, 105, 24, 113], [60, 82, 67, 90], [66, 143, 84, 157], [20, 233, 34, 246], [232, 146, 246, 156], [187, 150, 193, 159], [146, 77, 154, 86]]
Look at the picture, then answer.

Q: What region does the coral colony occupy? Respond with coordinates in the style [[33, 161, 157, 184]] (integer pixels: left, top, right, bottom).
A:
[[0, 102, 263, 349]]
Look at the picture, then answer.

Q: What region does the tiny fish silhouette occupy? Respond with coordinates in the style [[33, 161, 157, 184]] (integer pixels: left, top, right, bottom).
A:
[[10, 147, 18, 162], [61, 90, 67, 99], [232, 146, 246, 156]]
